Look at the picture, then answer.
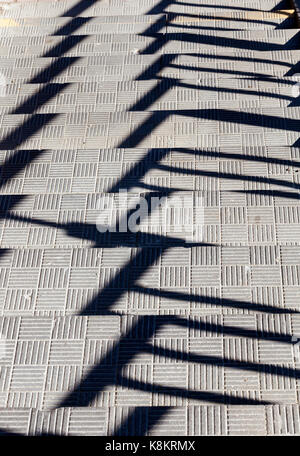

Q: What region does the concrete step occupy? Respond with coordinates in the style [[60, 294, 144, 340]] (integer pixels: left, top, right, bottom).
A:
[[1, 264, 300, 310], [0, 251, 298, 312], [0, 11, 293, 38], [0, 30, 300, 58], [0, 145, 298, 169], [0, 313, 298, 412], [1, 78, 299, 114], [0, 21, 299, 42], [0, 108, 299, 149], [0, 52, 299, 84], [0, 55, 161, 83], [0, 143, 298, 231], [0, 144, 297, 187], [0, 190, 299, 247], [0, 314, 299, 414], [0, 251, 300, 316], [0, 11, 295, 35], [0, 20, 165, 38], [0, 14, 166, 37], [0, 34, 165, 58], [0, 405, 299, 435], [0, 0, 291, 18]]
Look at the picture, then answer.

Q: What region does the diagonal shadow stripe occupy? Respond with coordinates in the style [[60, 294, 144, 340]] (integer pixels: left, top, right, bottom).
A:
[[134, 286, 298, 315], [144, 342, 300, 379]]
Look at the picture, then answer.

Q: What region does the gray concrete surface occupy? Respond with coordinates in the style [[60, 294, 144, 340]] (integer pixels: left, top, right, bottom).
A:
[[0, 0, 299, 436]]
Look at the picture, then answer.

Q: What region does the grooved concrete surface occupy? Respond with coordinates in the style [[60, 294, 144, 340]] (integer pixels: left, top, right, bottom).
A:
[[0, 0, 299, 436]]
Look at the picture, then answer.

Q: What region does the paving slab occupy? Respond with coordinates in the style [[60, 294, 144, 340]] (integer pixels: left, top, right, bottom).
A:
[[0, 0, 292, 18], [0, 33, 165, 57], [0, 108, 300, 149], [0, 12, 293, 37], [0, 313, 298, 411], [1, 29, 300, 57], [0, 52, 298, 84]]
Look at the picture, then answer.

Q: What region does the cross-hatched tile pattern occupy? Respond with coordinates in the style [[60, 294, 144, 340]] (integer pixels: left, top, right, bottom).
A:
[[0, 0, 299, 436]]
